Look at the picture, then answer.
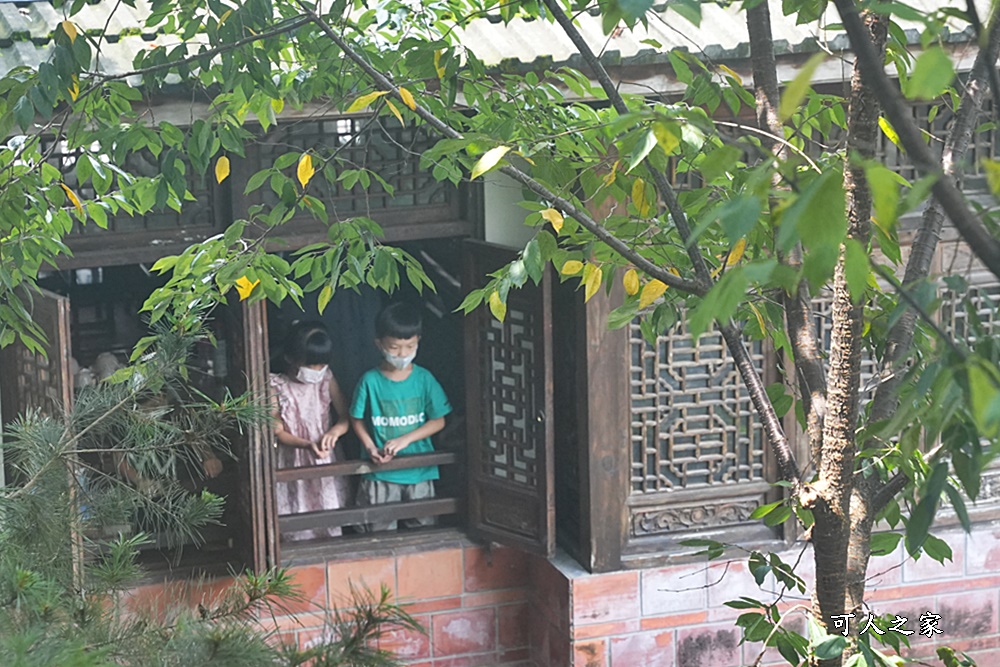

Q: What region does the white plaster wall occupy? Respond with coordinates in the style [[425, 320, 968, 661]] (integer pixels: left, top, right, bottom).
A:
[[483, 171, 535, 250]]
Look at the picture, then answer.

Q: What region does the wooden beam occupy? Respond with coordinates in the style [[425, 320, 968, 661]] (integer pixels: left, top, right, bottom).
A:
[[274, 451, 458, 483], [279, 498, 459, 532]]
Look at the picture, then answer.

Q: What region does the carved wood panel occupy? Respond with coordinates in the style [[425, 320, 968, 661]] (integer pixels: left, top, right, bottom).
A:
[[628, 318, 767, 495], [465, 241, 555, 556]]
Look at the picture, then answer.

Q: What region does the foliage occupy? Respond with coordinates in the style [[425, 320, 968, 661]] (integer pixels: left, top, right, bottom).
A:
[[0, 325, 421, 665]]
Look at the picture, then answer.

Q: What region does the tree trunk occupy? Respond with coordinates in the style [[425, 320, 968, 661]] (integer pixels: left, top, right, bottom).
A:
[[834, 12, 889, 619]]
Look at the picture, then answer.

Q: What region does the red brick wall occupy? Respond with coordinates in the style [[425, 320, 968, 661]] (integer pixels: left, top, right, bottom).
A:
[[127, 542, 535, 667], [126, 522, 1000, 667], [557, 524, 1000, 667]]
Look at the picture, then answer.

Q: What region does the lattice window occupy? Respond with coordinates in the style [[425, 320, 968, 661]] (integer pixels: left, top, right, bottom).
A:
[[628, 318, 766, 495], [479, 309, 539, 487], [43, 140, 218, 235], [940, 282, 1000, 341], [258, 118, 451, 215]]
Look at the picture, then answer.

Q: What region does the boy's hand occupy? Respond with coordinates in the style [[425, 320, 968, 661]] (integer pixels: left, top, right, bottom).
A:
[[366, 446, 390, 464], [383, 438, 410, 457]]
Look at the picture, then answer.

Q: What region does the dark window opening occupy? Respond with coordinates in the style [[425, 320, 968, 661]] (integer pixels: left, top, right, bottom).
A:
[[33, 265, 244, 570], [266, 238, 468, 551]]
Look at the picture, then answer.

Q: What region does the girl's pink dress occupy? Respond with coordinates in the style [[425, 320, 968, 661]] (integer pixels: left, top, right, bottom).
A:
[[270, 370, 350, 540]]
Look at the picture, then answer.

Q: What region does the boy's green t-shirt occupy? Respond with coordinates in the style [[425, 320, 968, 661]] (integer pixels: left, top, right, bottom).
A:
[[350, 364, 452, 484]]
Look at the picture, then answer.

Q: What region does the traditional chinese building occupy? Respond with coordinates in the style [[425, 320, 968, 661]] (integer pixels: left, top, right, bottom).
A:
[[2, 1, 1000, 665]]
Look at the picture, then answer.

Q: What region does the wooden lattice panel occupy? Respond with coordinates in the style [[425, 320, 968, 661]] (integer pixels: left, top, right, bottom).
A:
[[259, 119, 450, 214], [940, 282, 1000, 341], [628, 319, 766, 495], [479, 308, 540, 488]]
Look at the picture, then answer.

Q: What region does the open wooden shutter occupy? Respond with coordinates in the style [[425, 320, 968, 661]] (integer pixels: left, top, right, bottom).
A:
[[0, 289, 72, 493], [0, 288, 73, 425], [225, 299, 279, 571], [464, 241, 555, 556]]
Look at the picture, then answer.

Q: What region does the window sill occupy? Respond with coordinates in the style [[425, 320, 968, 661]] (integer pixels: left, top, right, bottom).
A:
[[279, 526, 480, 567]]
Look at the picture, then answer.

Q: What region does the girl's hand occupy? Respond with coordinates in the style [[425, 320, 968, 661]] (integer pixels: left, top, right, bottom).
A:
[[320, 429, 340, 452], [311, 441, 331, 460]]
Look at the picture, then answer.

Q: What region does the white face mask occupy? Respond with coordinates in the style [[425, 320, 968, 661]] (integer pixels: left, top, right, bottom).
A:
[[382, 348, 417, 370], [296, 365, 328, 384]]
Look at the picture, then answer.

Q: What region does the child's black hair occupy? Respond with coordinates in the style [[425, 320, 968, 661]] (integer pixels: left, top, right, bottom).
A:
[[283, 321, 333, 367], [375, 302, 422, 339]]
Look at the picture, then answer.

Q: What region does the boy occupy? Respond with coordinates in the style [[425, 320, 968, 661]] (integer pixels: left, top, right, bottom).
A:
[[350, 302, 451, 531]]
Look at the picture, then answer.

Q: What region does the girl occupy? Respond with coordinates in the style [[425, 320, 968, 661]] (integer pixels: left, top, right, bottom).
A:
[[270, 321, 350, 540]]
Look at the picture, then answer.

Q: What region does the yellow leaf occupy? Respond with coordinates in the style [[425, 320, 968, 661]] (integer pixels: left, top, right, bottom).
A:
[[583, 264, 603, 303], [560, 260, 584, 276], [727, 237, 747, 266], [386, 99, 404, 126], [541, 208, 564, 233], [219, 9, 233, 24], [271, 97, 285, 114], [297, 153, 315, 188], [718, 64, 743, 86], [879, 117, 901, 148], [639, 279, 668, 309], [748, 302, 767, 335], [346, 90, 389, 113], [62, 20, 77, 43], [470, 145, 511, 180], [235, 276, 260, 301], [434, 50, 446, 78], [60, 183, 83, 216], [602, 160, 619, 186], [68, 76, 79, 102], [318, 284, 333, 314], [632, 178, 651, 216], [623, 268, 640, 296], [489, 291, 507, 322], [215, 156, 231, 184], [398, 86, 416, 111]]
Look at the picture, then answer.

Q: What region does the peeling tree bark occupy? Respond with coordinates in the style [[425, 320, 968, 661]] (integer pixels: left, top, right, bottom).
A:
[[841, 12, 888, 620]]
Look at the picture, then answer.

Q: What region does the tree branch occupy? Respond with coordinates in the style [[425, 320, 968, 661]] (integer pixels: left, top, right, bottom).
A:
[[301, 3, 702, 294], [747, 0, 827, 474], [540, 0, 801, 484], [866, 3, 1000, 516], [832, 0, 1000, 281]]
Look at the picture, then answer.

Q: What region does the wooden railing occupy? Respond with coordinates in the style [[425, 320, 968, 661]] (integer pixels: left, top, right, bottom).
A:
[[275, 451, 461, 535]]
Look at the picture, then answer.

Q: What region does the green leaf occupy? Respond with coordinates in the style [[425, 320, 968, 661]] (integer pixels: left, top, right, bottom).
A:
[[779, 52, 825, 121], [814, 636, 848, 660], [618, 0, 655, 22], [922, 534, 953, 563], [627, 129, 658, 172], [843, 239, 869, 303], [870, 532, 902, 557], [943, 483, 971, 533], [13, 95, 34, 131], [718, 195, 761, 244], [471, 145, 511, 179], [905, 47, 955, 100], [780, 168, 846, 252], [865, 161, 904, 232], [905, 461, 949, 555], [749, 499, 784, 520], [699, 145, 742, 183], [688, 266, 751, 340]]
